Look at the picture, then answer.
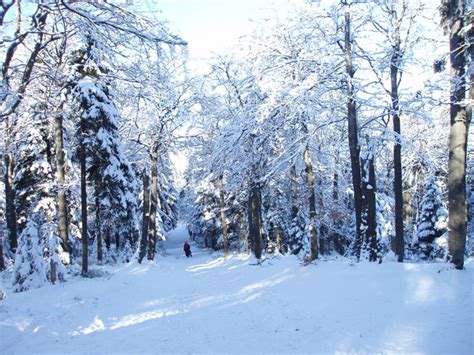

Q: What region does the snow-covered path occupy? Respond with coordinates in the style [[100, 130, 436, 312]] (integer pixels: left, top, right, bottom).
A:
[[1, 226, 473, 354]]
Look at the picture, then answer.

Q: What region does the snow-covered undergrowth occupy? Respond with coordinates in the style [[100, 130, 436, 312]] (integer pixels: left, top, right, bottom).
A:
[[1, 238, 472, 354]]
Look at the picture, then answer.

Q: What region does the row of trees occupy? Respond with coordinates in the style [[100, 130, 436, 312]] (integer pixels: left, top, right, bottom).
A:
[[181, 0, 472, 268], [1, 1, 186, 291], [0, 0, 471, 294]]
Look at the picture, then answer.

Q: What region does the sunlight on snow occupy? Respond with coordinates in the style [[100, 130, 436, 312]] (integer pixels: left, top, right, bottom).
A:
[[110, 309, 181, 330], [185, 257, 226, 272], [71, 316, 106, 335], [70, 268, 294, 335]]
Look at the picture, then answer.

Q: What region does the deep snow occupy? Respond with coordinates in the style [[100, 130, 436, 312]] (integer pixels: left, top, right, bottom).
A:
[[1, 224, 472, 354]]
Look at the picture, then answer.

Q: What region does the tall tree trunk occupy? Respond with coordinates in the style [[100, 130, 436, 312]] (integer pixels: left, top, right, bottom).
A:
[[54, 113, 70, 256], [343, 2, 363, 259], [4, 150, 17, 252], [390, 14, 404, 262], [248, 180, 263, 260], [0, 222, 5, 271], [447, 0, 470, 269], [80, 133, 88, 276], [139, 171, 149, 263], [218, 175, 229, 257], [304, 146, 318, 260], [147, 150, 158, 261], [95, 193, 102, 262], [362, 156, 378, 262], [290, 164, 298, 219]]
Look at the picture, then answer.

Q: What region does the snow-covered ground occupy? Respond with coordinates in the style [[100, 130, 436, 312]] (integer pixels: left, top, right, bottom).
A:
[[1, 224, 472, 354]]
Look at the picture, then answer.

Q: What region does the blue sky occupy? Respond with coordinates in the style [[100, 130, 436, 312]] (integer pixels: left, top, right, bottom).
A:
[[150, 0, 291, 60]]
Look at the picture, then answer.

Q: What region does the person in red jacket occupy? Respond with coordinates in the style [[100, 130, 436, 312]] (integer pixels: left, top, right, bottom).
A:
[[183, 241, 192, 257]]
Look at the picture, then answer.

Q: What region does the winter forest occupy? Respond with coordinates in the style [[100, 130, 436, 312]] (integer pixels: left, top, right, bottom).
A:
[[1, 0, 473, 354]]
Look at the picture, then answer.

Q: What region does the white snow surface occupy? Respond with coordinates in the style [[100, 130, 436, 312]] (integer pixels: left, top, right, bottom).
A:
[[1, 224, 473, 354]]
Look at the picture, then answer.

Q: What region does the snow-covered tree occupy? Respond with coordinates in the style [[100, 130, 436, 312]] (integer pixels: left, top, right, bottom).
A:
[[413, 175, 448, 260], [68, 38, 139, 263], [12, 218, 47, 292]]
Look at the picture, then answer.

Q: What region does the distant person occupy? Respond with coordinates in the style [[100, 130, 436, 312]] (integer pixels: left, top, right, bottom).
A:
[[183, 241, 192, 257]]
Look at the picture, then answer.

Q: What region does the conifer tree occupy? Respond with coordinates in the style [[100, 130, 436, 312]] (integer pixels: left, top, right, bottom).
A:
[[12, 218, 47, 292], [69, 39, 139, 262], [413, 175, 448, 260]]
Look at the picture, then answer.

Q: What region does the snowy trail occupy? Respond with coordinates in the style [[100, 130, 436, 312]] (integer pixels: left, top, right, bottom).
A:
[[0, 228, 472, 354]]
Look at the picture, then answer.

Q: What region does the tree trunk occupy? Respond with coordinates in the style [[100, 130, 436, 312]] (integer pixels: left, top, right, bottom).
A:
[[248, 180, 263, 260], [95, 193, 102, 262], [290, 164, 298, 219], [54, 113, 70, 256], [447, 0, 470, 269], [138, 171, 149, 263], [4, 150, 17, 252], [333, 172, 339, 201], [363, 156, 378, 262], [80, 134, 88, 276], [218, 175, 229, 257], [304, 146, 318, 260], [147, 150, 158, 261], [115, 232, 120, 251], [0, 223, 5, 271], [390, 16, 404, 262], [343, 2, 363, 259]]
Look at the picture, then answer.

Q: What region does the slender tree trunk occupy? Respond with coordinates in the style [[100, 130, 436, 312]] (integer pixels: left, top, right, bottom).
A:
[[248, 180, 263, 260], [390, 18, 404, 262], [139, 171, 149, 263], [304, 146, 318, 260], [290, 164, 298, 219], [343, 2, 363, 259], [95, 193, 102, 262], [54, 113, 70, 256], [80, 134, 88, 276], [0, 224, 5, 271], [147, 150, 158, 261], [363, 156, 378, 262], [218, 175, 229, 257], [447, 0, 470, 269], [4, 151, 17, 252], [333, 172, 339, 201]]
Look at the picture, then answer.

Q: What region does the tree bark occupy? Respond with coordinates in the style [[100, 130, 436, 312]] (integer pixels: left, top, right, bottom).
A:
[[304, 146, 318, 260], [390, 13, 404, 262], [362, 156, 378, 262], [80, 131, 88, 276], [447, 0, 470, 269], [343, 2, 363, 259], [139, 171, 149, 263], [248, 180, 263, 260], [147, 150, 158, 261], [54, 113, 70, 256], [0, 221, 5, 271], [95, 193, 102, 262], [4, 150, 17, 252], [290, 164, 298, 219], [218, 175, 229, 258]]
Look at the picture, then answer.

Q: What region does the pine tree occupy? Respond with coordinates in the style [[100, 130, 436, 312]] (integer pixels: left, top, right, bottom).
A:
[[13, 106, 56, 235], [413, 175, 448, 260], [69, 40, 139, 262], [12, 218, 47, 292], [12, 103, 66, 284]]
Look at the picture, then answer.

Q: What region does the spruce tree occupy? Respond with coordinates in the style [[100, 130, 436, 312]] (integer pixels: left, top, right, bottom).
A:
[[414, 175, 448, 260], [12, 218, 47, 292], [69, 40, 139, 262]]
